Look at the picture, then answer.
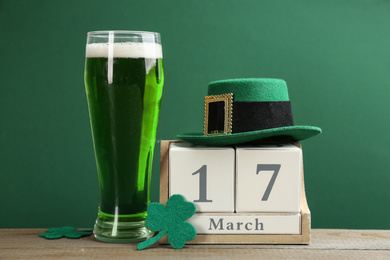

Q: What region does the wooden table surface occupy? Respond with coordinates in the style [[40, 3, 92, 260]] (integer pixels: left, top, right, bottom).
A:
[[1, 229, 389, 259]]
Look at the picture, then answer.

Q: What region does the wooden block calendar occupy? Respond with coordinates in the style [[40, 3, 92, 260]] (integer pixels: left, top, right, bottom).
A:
[[159, 140, 311, 244]]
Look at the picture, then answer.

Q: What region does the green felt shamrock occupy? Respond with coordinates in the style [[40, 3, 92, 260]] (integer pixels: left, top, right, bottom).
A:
[[137, 194, 197, 250], [39, 226, 92, 239]]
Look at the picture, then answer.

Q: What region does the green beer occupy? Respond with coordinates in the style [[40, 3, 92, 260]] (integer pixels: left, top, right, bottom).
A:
[[84, 33, 163, 242]]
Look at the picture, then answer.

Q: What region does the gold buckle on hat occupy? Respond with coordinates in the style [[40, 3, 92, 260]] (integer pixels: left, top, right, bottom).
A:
[[203, 93, 233, 136]]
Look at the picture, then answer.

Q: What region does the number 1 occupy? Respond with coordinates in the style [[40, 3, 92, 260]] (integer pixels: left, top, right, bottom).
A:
[[192, 165, 213, 203]]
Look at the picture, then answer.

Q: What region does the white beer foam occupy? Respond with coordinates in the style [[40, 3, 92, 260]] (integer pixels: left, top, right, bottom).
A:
[[86, 42, 163, 58]]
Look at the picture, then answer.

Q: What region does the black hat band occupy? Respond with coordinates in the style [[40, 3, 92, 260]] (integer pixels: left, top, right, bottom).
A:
[[204, 94, 294, 135], [232, 101, 294, 133]]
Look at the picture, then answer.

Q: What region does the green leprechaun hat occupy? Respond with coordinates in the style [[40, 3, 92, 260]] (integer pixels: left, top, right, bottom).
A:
[[177, 78, 322, 146]]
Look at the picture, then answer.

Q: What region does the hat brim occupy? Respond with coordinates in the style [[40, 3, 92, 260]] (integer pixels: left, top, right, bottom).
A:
[[177, 126, 322, 146]]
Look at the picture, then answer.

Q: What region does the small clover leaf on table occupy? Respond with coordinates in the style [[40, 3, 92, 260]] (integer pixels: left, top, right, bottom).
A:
[[39, 226, 93, 239], [137, 194, 197, 250]]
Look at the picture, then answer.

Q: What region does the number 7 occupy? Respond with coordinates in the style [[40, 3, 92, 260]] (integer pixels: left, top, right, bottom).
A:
[[256, 164, 281, 201]]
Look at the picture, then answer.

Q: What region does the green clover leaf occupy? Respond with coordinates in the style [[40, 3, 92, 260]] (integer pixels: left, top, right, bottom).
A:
[[39, 226, 92, 239], [137, 194, 197, 250]]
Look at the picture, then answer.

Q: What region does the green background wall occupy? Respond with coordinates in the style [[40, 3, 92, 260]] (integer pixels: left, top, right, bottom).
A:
[[1, 0, 389, 230]]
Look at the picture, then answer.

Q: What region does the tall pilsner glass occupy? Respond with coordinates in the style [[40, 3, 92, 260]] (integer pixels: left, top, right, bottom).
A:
[[84, 31, 164, 242]]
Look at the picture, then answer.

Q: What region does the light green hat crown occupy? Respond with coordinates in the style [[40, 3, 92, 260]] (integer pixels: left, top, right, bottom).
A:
[[208, 78, 289, 101]]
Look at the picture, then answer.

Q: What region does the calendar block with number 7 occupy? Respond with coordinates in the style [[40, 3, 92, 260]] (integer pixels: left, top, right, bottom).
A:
[[236, 144, 302, 213]]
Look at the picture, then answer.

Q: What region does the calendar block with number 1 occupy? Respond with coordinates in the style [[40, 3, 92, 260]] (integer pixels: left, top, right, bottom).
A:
[[169, 142, 235, 213], [160, 140, 311, 244]]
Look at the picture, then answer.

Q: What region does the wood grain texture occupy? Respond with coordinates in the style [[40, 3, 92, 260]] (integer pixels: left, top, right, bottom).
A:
[[1, 229, 390, 259]]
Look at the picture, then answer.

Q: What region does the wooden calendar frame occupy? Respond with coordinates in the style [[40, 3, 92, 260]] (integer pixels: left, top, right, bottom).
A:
[[159, 140, 311, 244]]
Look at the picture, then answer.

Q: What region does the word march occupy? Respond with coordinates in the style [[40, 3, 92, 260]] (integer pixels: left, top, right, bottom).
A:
[[209, 218, 264, 231]]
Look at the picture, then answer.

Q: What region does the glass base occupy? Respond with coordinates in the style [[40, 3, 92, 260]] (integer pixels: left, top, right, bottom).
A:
[[93, 212, 155, 243]]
